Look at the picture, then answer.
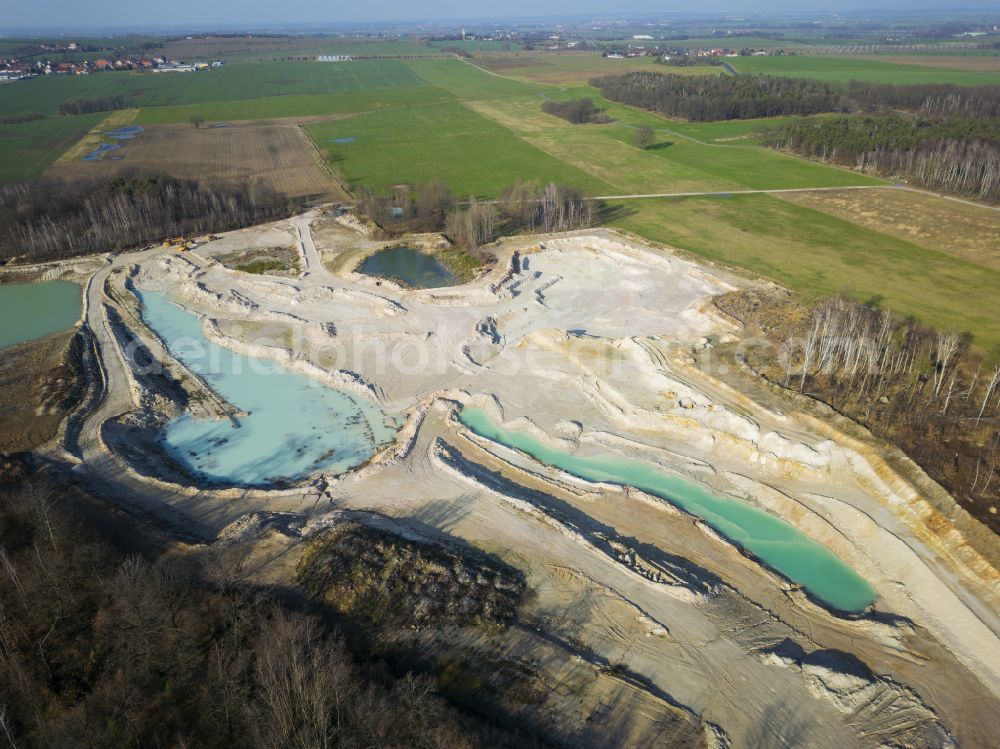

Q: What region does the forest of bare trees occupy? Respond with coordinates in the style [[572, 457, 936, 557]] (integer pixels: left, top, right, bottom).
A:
[[0, 174, 294, 262], [761, 117, 1000, 201], [354, 180, 455, 231], [57, 94, 134, 116], [0, 112, 46, 125], [854, 82, 1000, 121], [446, 197, 499, 249], [591, 72, 847, 121], [355, 180, 599, 251], [446, 182, 597, 249], [590, 71, 1000, 123], [0, 478, 542, 748], [718, 290, 1000, 532]]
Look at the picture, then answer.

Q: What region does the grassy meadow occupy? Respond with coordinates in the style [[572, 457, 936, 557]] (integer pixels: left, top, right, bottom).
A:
[[133, 86, 451, 124], [306, 100, 612, 196], [0, 113, 105, 181], [462, 85, 882, 194], [656, 116, 816, 144], [404, 58, 543, 100], [426, 40, 523, 53], [476, 54, 718, 86], [0, 60, 426, 116]]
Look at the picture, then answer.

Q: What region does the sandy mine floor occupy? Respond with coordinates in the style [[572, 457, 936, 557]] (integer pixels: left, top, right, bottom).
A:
[[29, 208, 1000, 748]]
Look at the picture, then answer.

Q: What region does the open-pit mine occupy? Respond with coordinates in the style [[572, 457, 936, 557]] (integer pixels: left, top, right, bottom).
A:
[[17, 208, 1000, 748]]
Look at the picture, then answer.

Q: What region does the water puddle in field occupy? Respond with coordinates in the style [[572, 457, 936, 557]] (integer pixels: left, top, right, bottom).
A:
[[459, 406, 878, 613], [0, 280, 82, 349], [106, 125, 144, 139], [329, 136, 356, 143], [81, 126, 146, 161], [139, 290, 398, 486], [358, 246, 455, 289], [81, 142, 121, 161]]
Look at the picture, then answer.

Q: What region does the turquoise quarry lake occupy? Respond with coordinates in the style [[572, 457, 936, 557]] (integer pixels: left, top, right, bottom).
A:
[[459, 406, 878, 613], [140, 290, 398, 485]]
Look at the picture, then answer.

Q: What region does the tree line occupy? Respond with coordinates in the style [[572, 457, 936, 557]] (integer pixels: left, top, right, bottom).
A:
[[0, 174, 295, 262], [846, 81, 1000, 121], [57, 94, 134, 116], [355, 180, 600, 253], [0, 112, 46, 125], [760, 115, 1000, 201], [590, 71, 1000, 122], [656, 55, 724, 68], [0, 478, 541, 748], [591, 72, 847, 121], [540, 98, 612, 124], [718, 290, 1000, 532]]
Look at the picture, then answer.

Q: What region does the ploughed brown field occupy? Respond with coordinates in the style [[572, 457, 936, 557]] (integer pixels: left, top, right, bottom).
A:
[[46, 118, 349, 202]]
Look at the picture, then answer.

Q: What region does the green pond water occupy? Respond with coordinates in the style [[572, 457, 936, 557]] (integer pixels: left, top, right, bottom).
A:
[[0, 281, 82, 350], [459, 407, 878, 613], [140, 290, 398, 486], [358, 246, 456, 289]]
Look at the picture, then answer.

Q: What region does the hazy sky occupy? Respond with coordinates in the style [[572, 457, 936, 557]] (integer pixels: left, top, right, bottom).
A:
[[6, 1, 999, 32]]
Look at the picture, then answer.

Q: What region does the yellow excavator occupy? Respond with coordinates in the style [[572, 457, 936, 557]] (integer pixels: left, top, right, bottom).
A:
[[162, 237, 190, 251]]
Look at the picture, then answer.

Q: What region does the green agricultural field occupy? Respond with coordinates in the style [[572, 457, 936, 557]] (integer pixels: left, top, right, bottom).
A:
[[657, 116, 815, 144], [404, 59, 543, 100], [0, 40, 34, 55], [299, 40, 434, 58], [0, 36, 160, 59], [614, 130, 884, 190], [585, 94, 883, 190], [475, 54, 718, 86], [133, 86, 452, 124], [0, 113, 104, 181], [0, 60, 427, 116], [727, 55, 1000, 85], [306, 100, 612, 197], [611, 194, 1000, 351], [466, 88, 882, 193], [426, 40, 523, 52], [311, 59, 855, 197], [467, 97, 736, 194]]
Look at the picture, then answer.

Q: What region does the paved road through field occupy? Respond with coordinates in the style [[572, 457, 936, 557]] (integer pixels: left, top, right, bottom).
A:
[[586, 183, 1000, 212]]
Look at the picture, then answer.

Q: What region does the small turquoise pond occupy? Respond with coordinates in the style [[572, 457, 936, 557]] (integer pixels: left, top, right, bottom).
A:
[[139, 290, 398, 485], [358, 246, 455, 289], [0, 280, 82, 349], [459, 407, 878, 613]]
